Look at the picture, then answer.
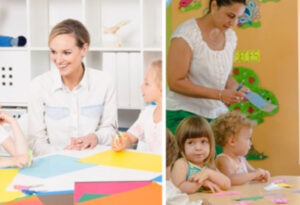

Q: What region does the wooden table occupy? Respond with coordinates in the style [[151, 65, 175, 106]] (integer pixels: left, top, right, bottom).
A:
[[190, 176, 300, 204]]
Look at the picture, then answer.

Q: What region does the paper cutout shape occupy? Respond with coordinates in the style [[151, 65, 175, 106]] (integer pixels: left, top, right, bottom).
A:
[[78, 194, 108, 203], [78, 149, 162, 172], [235, 50, 261, 63], [272, 179, 289, 184], [272, 198, 288, 204], [234, 196, 263, 201], [276, 183, 292, 188], [19, 155, 95, 178], [77, 182, 161, 205], [264, 183, 282, 191], [245, 92, 277, 112], [152, 175, 162, 183], [238, 0, 261, 29], [74, 181, 152, 203], [3, 195, 43, 205], [230, 201, 252, 205], [179, 0, 202, 12], [0, 169, 24, 203], [212, 191, 241, 196]]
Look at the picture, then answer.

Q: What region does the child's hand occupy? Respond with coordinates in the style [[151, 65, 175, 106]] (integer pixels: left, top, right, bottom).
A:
[[258, 169, 270, 182], [111, 133, 126, 152], [188, 168, 210, 184], [254, 168, 268, 182], [203, 180, 221, 193], [0, 110, 15, 125], [10, 154, 31, 168]]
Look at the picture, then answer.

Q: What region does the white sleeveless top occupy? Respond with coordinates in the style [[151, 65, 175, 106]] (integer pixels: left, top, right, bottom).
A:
[[217, 153, 248, 174], [167, 18, 237, 119]]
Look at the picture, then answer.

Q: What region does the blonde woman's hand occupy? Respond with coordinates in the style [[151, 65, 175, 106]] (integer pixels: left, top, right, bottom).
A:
[[0, 110, 16, 125], [64, 134, 98, 150]]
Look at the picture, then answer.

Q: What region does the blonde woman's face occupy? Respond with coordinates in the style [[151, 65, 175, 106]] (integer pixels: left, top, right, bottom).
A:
[[184, 137, 210, 166], [49, 34, 87, 78]]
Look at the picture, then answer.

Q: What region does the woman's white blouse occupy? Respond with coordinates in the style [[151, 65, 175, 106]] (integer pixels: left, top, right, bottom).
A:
[[167, 18, 237, 119], [28, 68, 117, 156]]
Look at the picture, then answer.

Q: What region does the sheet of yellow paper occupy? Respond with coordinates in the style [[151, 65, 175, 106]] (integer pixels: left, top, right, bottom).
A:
[[0, 190, 23, 203], [79, 149, 162, 172], [0, 169, 23, 203]]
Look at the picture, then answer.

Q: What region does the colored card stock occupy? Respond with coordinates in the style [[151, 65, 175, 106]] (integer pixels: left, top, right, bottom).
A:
[[19, 155, 95, 178], [74, 181, 151, 202], [78, 149, 162, 172], [78, 182, 161, 205], [245, 92, 276, 112], [3, 195, 43, 205], [212, 191, 241, 196], [0, 169, 23, 203], [78, 194, 108, 203], [234, 196, 264, 201], [152, 175, 162, 183]]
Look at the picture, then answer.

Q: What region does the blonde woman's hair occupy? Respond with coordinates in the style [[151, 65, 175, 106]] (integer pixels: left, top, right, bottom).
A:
[[150, 59, 162, 88], [211, 111, 255, 147], [175, 116, 215, 168], [166, 128, 179, 167], [49, 19, 90, 48]]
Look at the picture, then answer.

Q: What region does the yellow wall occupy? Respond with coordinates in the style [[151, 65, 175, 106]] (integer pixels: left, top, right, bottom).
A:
[[169, 0, 300, 175]]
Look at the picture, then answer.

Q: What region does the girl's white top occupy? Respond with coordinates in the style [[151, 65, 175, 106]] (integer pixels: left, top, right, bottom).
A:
[[167, 18, 237, 119], [127, 105, 162, 154], [0, 126, 9, 144]]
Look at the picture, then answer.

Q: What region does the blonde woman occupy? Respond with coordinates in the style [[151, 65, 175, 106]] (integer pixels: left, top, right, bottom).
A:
[[28, 19, 117, 156]]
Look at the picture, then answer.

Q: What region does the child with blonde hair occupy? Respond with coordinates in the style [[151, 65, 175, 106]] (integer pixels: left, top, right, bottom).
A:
[[112, 60, 162, 154], [172, 116, 230, 194], [166, 129, 205, 205], [0, 110, 31, 168], [212, 111, 270, 185]]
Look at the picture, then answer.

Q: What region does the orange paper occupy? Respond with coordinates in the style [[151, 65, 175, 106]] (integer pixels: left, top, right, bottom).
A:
[[79, 182, 161, 205]]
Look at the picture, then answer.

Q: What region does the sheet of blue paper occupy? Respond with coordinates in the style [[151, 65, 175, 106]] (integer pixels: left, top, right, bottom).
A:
[[245, 92, 266, 108], [19, 155, 96, 178], [152, 175, 162, 183]]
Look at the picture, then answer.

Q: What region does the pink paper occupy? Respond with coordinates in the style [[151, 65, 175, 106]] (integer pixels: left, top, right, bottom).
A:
[[273, 179, 289, 184], [272, 198, 288, 204], [212, 191, 241, 196], [230, 201, 252, 205], [74, 181, 151, 203]]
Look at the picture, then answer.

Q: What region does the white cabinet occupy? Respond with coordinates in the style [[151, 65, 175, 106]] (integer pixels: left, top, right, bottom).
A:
[[0, 0, 162, 127]]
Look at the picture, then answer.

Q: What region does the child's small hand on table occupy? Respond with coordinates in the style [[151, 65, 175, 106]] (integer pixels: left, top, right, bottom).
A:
[[203, 180, 221, 193], [112, 132, 126, 151], [10, 154, 31, 168], [188, 168, 210, 184]]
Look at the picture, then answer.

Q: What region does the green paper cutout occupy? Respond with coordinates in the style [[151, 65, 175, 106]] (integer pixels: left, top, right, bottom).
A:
[[234, 196, 264, 201], [78, 193, 109, 203], [238, 21, 261, 29], [180, 3, 202, 12], [258, 0, 279, 3], [229, 67, 279, 161], [229, 67, 279, 125]]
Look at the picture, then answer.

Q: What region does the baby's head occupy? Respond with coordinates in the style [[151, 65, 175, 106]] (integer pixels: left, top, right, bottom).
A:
[[141, 60, 162, 103], [175, 116, 215, 168], [212, 111, 255, 156]]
